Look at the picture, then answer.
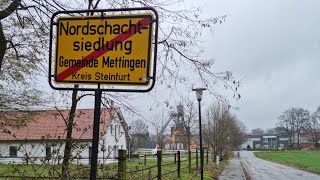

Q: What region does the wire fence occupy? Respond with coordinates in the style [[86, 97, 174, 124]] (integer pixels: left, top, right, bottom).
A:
[[125, 150, 210, 180], [0, 150, 211, 179]]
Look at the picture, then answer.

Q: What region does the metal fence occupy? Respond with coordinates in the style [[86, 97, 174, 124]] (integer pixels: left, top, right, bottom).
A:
[[0, 150, 211, 179]]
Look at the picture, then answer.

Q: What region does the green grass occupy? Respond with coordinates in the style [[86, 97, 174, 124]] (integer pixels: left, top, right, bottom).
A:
[[125, 155, 228, 179], [254, 150, 320, 174], [0, 155, 229, 179]]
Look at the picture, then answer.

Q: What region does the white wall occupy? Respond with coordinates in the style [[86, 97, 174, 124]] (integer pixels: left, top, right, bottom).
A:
[[0, 117, 127, 164], [102, 116, 127, 159], [0, 141, 91, 164], [240, 139, 253, 149]]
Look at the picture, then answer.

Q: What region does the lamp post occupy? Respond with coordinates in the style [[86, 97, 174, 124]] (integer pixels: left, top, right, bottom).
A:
[[192, 87, 206, 180]]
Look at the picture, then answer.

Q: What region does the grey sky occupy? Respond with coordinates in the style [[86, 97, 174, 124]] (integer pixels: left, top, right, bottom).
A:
[[203, 0, 320, 130], [46, 0, 320, 132]]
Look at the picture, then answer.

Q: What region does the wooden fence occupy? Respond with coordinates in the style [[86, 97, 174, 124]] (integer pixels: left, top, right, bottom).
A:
[[117, 149, 211, 180]]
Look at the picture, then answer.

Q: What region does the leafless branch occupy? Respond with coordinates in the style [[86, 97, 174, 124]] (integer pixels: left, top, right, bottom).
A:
[[6, 40, 19, 60], [55, 106, 68, 126]]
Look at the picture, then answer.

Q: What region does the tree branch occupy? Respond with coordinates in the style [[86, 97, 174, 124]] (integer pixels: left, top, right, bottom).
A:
[[76, 93, 95, 102], [0, 22, 6, 72], [6, 40, 19, 60], [55, 106, 67, 126], [93, 0, 101, 10], [0, 0, 21, 20]]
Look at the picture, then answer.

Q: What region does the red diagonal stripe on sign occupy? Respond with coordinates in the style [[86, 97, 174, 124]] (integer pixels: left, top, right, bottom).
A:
[[56, 17, 150, 81]]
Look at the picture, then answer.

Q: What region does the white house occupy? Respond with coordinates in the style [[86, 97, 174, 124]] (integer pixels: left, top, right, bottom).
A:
[[0, 108, 129, 164]]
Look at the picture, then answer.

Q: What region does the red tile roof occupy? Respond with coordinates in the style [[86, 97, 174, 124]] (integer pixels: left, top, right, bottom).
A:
[[0, 108, 115, 141]]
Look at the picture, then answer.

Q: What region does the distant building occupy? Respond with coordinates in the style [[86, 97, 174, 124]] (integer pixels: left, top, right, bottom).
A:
[[163, 104, 189, 150], [130, 132, 154, 149], [0, 108, 129, 164], [295, 132, 320, 149], [163, 123, 188, 150], [241, 134, 289, 150]]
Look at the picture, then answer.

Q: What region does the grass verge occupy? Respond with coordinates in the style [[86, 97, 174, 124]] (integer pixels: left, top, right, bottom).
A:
[[0, 158, 229, 179], [254, 150, 320, 174]]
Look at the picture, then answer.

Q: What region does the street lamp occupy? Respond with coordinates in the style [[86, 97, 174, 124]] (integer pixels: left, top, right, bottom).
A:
[[192, 87, 206, 180]]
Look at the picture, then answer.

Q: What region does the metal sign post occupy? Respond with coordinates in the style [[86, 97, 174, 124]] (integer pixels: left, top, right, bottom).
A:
[[90, 88, 102, 180], [48, 8, 158, 180]]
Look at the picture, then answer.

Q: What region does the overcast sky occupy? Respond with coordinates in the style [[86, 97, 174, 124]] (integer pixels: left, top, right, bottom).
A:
[[201, 0, 320, 130], [46, 0, 320, 132]]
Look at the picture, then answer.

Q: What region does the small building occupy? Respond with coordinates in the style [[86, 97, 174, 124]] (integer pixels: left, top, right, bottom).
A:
[[241, 134, 289, 150], [0, 108, 129, 164], [295, 132, 320, 149], [163, 104, 189, 150], [168, 123, 188, 150]]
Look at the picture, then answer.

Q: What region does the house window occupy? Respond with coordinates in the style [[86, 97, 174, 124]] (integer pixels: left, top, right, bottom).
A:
[[108, 146, 111, 154], [89, 147, 92, 158], [178, 143, 183, 150], [46, 146, 52, 158], [9, 146, 17, 158], [110, 125, 113, 135], [114, 145, 118, 158]]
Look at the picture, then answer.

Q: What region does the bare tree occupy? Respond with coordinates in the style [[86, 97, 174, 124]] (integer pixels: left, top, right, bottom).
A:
[[274, 126, 287, 135], [294, 108, 310, 148], [129, 119, 150, 152], [251, 128, 264, 135], [180, 99, 198, 152], [0, 0, 48, 118], [278, 108, 296, 147], [265, 128, 276, 134], [1, 1, 241, 178], [278, 107, 310, 148], [204, 103, 246, 160], [304, 107, 320, 147], [148, 110, 173, 150]]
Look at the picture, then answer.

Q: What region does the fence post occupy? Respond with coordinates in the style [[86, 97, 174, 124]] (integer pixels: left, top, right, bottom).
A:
[[144, 154, 147, 166], [148, 168, 152, 180], [118, 150, 127, 180], [196, 149, 199, 170], [174, 153, 177, 164], [216, 155, 220, 165], [157, 150, 162, 180], [188, 151, 191, 173], [206, 151, 209, 165], [177, 151, 181, 178]]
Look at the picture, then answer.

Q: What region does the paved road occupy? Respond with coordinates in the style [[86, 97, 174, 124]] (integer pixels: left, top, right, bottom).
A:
[[219, 151, 320, 180], [239, 151, 320, 180], [219, 153, 246, 180]]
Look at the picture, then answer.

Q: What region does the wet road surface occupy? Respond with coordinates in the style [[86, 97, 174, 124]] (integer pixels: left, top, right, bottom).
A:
[[239, 151, 320, 180]]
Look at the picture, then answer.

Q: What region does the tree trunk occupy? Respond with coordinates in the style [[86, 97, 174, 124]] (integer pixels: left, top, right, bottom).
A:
[[60, 1, 94, 178], [290, 128, 294, 147], [61, 86, 78, 179], [296, 126, 299, 149], [0, 0, 21, 72], [297, 131, 300, 149], [0, 22, 6, 71]]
